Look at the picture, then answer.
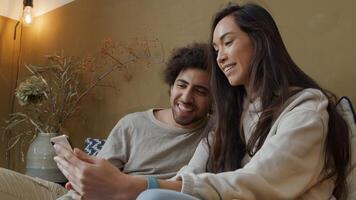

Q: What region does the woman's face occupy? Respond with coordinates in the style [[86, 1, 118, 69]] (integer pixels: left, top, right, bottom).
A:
[[212, 15, 254, 87]]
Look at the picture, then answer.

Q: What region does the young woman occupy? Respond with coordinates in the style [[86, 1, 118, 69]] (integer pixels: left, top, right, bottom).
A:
[[53, 3, 351, 200]]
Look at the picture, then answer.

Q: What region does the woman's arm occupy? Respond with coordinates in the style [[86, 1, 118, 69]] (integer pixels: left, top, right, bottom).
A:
[[170, 138, 210, 181]]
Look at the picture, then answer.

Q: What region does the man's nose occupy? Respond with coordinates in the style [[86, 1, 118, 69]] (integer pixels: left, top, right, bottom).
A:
[[181, 88, 194, 103]]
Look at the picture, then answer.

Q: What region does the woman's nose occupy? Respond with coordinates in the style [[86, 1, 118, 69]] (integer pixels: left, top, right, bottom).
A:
[[217, 49, 227, 64]]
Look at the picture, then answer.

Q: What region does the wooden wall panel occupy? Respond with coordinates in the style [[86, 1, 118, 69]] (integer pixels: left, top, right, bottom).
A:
[[0, 16, 20, 168]]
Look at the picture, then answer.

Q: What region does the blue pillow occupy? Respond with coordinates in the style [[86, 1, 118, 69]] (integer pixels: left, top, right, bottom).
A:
[[84, 138, 106, 156]]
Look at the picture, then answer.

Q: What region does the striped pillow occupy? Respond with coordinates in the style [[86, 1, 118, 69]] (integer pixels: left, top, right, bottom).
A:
[[84, 138, 106, 156]]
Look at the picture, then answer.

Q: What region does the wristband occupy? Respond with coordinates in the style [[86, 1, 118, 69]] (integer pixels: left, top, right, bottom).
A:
[[146, 176, 159, 189]]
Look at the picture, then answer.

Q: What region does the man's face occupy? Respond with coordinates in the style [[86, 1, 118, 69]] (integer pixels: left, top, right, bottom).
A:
[[170, 68, 211, 128]]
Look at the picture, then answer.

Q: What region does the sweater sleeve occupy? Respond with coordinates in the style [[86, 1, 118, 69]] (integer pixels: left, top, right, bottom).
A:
[[96, 119, 129, 170], [169, 138, 209, 181], [179, 108, 330, 200]]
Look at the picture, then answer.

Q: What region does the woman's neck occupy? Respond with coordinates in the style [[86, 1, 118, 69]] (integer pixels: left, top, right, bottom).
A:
[[244, 85, 257, 103]]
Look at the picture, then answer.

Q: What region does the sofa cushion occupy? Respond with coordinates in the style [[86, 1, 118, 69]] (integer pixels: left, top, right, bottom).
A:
[[336, 96, 356, 200]]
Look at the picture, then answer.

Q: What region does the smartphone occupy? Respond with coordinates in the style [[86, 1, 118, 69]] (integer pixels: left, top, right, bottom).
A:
[[50, 134, 73, 151]]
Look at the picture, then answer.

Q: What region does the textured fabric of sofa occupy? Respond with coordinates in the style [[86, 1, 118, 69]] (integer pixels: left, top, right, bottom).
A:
[[84, 138, 106, 156], [336, 96, 356, 200]]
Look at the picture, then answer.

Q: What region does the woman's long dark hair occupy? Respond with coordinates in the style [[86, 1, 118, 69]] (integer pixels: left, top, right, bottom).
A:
[[206, 3, 350, 199]]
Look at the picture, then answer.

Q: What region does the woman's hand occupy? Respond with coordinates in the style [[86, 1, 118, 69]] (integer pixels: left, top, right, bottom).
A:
[[53, 144, 146, 200]]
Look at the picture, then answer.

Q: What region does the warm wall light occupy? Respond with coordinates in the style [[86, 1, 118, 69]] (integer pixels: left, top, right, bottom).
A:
[[13, 0, 35, 40], [22, 0, 34, 26]]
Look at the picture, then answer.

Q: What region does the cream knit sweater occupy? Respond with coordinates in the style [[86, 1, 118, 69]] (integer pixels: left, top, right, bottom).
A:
[[175, 88, 335, 200]]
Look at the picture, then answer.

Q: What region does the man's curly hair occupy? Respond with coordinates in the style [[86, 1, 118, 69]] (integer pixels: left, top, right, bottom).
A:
[[164, 43, 209, 86]]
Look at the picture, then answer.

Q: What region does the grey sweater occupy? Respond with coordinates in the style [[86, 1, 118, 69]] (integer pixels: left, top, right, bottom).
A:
[[97, 108, 206, 179]]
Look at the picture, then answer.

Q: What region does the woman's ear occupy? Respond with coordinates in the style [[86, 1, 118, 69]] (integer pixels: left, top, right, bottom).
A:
[[208, 102, 215, 115], [208, 107, 213, 115]]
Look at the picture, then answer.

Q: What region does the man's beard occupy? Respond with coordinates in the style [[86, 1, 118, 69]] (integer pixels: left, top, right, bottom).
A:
[[172, 108, 204, 127]]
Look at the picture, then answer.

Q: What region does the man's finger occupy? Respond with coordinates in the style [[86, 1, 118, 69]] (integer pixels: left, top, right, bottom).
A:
[[74, 148, 97, 164], [69, 189, 83, 200], [54, 156, 83, 194], [65, 182, 73, 190], [54, 144, 88, 167], [55, 157, 76, 183]]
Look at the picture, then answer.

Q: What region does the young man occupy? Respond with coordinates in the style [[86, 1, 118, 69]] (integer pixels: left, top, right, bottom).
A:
[[95, 43, 211, 179], [0, 43, 211, 200]]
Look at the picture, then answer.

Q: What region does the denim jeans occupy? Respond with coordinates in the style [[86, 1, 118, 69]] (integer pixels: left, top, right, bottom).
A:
[[137, 189, 200, 200]]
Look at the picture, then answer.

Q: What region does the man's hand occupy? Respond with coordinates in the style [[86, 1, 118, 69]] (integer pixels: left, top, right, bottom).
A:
[[53, 144, 146, 200]]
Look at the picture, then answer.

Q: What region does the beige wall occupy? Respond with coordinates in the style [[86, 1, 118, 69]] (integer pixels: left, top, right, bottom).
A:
[[1, 0, 355, 171], [270, 0, 356, 100]]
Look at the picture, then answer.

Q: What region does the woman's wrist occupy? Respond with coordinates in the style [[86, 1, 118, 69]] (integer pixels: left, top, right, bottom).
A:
[[157, 179, 182, 192]]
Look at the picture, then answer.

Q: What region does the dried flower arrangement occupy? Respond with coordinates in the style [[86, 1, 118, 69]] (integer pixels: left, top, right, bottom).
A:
[[3, 37, 164, 159]]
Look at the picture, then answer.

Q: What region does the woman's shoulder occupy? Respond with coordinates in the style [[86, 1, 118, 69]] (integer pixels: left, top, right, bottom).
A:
[[271, 88, 330, 134], [285, 88, 329, 113], [287, 88, 328, 110]]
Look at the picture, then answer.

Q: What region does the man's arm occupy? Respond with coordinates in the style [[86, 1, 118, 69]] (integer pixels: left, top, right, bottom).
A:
[[54, 144, 182, 199], [96, 120, 129, 169]]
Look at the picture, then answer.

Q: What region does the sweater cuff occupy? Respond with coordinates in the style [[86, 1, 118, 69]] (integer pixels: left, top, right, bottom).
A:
[[179, 173, 195, 196]]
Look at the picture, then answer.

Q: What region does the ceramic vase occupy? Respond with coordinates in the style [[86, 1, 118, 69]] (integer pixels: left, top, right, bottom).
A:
[[25, 132, 66, 183]]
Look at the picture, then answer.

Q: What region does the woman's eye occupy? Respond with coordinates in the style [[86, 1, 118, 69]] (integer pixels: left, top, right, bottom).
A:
[[224, 41, 232, 46], [196, 89, 207, 96]]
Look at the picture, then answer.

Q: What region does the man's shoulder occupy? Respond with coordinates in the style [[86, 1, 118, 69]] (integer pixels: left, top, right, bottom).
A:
[[109, 109, 153, 135], [118, 109, 152, 124]]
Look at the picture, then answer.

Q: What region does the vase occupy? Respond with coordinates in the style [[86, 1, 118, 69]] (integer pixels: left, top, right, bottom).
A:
[[25, 132, 67, 183]]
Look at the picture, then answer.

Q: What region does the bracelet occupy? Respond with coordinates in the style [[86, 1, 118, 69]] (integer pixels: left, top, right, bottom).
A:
[[146, 176, 159, 189]]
